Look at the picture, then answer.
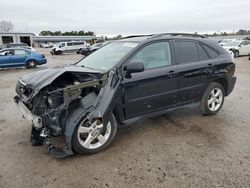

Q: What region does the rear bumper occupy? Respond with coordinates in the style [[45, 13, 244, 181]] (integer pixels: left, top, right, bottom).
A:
[[14, 96, 43, 128], [226, 76, 236, 96]]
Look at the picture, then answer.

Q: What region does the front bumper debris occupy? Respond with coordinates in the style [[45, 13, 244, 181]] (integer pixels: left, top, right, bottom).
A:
[[14, 96, 43, 128]]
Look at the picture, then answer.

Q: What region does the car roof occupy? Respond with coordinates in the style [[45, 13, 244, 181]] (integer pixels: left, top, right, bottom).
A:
[[116, 34, 227, 54], [0, 47, 31, 52]]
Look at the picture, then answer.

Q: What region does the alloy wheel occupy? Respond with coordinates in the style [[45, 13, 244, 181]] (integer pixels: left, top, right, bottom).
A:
[[77, 120, 111, 149], [208, 88, 223, 111]]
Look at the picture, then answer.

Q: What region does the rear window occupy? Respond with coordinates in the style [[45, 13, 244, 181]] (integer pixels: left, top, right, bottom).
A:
[[202, 44, 219, 58], [174, 41, 199, 63], [197, 43, 210, 60]]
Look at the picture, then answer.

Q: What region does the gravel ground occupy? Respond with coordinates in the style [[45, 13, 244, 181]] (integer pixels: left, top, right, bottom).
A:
[[0, 48, 249, 188]]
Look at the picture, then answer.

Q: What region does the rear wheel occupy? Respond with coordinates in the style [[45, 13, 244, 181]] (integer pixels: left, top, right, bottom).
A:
[[200, 82, 225, 115], [72, 113, 117, 154], [26, 59, 37, 68], [233, 50, 239, 58]]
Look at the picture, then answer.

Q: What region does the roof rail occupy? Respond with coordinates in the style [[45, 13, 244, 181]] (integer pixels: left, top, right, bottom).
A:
[[123, 34, 153, 39], [151, 33, 206, 39]]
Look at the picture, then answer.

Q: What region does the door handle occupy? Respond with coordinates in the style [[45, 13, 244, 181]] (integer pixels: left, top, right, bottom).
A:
[[168, 70, 175, 74], [207, 63, 213, 67]]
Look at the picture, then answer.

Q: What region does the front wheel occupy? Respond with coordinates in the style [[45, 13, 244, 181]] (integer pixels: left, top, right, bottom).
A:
[[200, 82, 225, 115], [72, 113, 117, 154]]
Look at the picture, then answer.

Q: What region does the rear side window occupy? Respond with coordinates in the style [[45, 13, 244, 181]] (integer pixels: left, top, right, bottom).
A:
[[67, 43, 72, 46], [202, 44, 218, 58], [14, 50, 26, 55], [174, 41, 199, 63], [197, 43, 210, 60]]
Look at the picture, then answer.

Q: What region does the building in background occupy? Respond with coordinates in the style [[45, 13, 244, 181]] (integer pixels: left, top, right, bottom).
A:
[[0, 33, 100, 47], [0, 32, 34, 46]]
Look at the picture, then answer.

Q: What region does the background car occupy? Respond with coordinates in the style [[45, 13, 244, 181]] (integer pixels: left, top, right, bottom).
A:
[[218, 39, 233, 46], [0, 48, 47, 68], [40, 43, 50, 48], [78, 41, 111, 56], [0, 42, 35, 51], [222, 40, 250, 57], [50, 41, 87, 55]]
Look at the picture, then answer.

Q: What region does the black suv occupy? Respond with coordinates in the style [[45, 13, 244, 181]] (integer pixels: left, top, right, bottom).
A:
[[14, 34, 236, 158]]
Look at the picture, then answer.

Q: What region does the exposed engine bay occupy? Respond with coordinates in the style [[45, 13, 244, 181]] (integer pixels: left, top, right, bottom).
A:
[[14, 66, 120, 158]]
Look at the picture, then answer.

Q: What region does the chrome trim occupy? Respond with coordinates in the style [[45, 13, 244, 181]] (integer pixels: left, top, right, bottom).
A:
[[18, 79, 27, 86]]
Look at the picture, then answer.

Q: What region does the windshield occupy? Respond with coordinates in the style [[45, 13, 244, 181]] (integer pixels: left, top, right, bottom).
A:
[[77, 42, 138, 70], [224, 41, 242, 46]]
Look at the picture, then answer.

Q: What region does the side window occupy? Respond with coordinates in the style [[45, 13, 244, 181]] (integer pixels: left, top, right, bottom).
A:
[[61, 43, 65, 47], [14, 50, 26, 55], [197, 43, 210, 60], [241, 41, 247, 46], [174, 41, 199, 63], [67, 43, 72, 46], [129, 42, 172, 70], [0, 50, 13, 56], [202, 44, 219, 58]]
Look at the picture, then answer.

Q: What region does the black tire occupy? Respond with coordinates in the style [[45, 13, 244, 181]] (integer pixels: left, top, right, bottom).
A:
[[26, 59, 37, 68], [233, 50, 239, 58], [72, 113, 117, 154], [55, 50, 62, 55], [200, 82, 225, 115]]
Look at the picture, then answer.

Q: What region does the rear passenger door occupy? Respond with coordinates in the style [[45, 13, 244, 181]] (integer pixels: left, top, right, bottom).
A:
[[13, 49, 27, 66], [173, 40, 216, 105]]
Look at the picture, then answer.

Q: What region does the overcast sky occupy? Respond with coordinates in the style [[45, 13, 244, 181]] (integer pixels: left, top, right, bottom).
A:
[[1, 0, 250, 36]]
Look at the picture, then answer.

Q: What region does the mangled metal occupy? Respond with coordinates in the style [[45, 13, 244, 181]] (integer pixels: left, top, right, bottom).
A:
[[14, 66, 120, 158]]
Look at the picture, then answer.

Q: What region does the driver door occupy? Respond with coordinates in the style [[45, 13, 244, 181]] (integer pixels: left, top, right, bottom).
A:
[[0, 50, 14, 67], [122, 41, 178, 119]]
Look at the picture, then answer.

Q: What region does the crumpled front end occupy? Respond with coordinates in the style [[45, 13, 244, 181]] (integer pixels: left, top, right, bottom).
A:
[[14, 66, 120, 158]]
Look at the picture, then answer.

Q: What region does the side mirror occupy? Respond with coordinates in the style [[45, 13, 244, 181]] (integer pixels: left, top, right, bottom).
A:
[[125, 62, 144, 75]]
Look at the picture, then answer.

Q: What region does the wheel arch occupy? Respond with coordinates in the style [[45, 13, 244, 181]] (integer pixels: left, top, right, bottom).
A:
[[213, 78, 228, 96]]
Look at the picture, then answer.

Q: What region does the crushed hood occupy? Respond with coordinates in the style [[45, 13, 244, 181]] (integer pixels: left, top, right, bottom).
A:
[[21, 66, 101, 88], [19, 66, 103, 100]]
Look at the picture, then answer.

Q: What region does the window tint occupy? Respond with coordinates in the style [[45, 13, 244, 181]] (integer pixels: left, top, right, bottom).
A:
[[14, 50, 26, 55], [174, 41, 199, 63], [67, 43, 72, 46], [197, 43, 210, 60], [202, 44, 218, 58], [129, 42, 172, 70], [241, 41, 247, 46]]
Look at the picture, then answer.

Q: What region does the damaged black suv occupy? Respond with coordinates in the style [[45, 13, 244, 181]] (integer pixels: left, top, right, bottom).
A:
[[14, 34, 236, 158]]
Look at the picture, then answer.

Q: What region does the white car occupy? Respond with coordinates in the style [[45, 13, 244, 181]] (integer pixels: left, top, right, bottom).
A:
[[222, 40, 250, 57], [40, 43, 50, 48], [50, 41, 87, 55], [219, 39, 233, 46]]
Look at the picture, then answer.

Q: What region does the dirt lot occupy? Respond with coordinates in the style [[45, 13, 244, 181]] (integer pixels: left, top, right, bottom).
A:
[[0, 48, 249, 188]]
